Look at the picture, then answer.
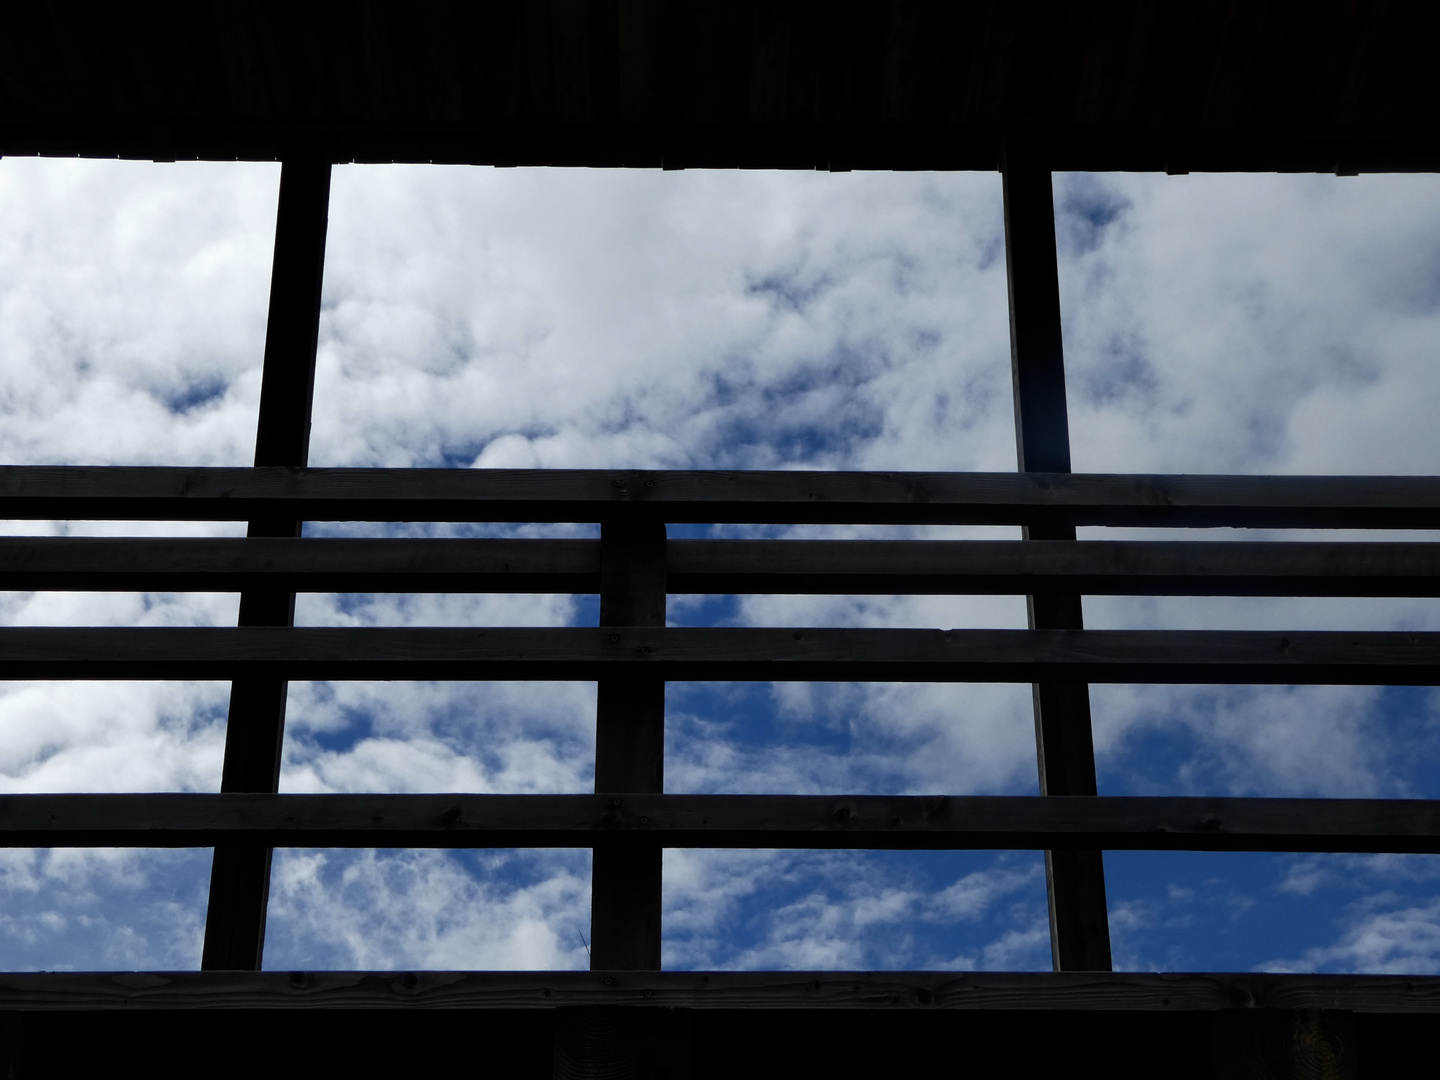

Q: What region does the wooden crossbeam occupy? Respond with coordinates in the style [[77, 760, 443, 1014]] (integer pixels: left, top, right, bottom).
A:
[[6, 537, 1440, 597], [3, 626, 1439, 683], [3, 466, 1440, 527], [0, 969, 1433, 1013], [1, 793, 1439, 853]]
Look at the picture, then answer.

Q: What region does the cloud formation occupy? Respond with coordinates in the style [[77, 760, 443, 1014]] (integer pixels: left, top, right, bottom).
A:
[[1, 159, 1439, 972]]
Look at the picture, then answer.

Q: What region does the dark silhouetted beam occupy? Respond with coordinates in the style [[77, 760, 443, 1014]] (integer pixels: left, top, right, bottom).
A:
[[3, 626, 1440, 683], [2, 793, 1440, 853], [8, 537, 1440, 597], [1004, 139, 1110, 972], [203, 156, 331, 973], [590, 517, 667, 971], [3, 467, 1440, 528], [0, 968, 1433, 1013]]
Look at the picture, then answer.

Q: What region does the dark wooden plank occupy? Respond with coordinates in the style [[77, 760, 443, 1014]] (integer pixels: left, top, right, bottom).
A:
[[12, 537, 1440, 597], [668, 539, 1440, 597], [5, 792, 1440, 853], [591, 516, 666, 971], [4, 466, 1440, 528], [249, 159, 330, 474], [4, 626, 1440, 683], [1003, 141, 1071, 478], [0, 537, 599, 593], [1003, 136, 1111, 973], [203, 155, 332, 974], [0, 968, 1434, 1013]]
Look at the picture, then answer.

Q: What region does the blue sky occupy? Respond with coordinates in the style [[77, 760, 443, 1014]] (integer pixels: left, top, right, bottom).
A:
[[0, 160, 1439, 973]]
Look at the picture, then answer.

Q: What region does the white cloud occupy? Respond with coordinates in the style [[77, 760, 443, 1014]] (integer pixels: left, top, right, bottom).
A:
[[662, 849, 1048, 971], [264, 848, 590, 971], [1263, 897, 1440, 975], [312, 167, 1013, 472], [0, 158, 275, 466], [1059, 172, 1440, 476], [0, 848, 207, 970]]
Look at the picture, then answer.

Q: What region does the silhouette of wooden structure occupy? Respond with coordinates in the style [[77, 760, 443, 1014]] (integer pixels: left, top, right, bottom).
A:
[[1, 2, 1438, 1075]]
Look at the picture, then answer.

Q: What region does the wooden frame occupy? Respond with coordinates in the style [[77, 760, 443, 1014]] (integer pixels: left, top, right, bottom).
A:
[[6, 4, 1440, 1075]]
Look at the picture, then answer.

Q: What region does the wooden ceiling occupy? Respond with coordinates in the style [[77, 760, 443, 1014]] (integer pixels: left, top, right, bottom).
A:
[[2, 0, 1438, 170]]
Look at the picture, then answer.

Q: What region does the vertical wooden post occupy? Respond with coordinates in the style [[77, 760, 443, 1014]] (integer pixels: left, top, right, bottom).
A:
[[1001, 138, 1113, 972], [590, 514, 667, 971], [201, 156, 331, 971]]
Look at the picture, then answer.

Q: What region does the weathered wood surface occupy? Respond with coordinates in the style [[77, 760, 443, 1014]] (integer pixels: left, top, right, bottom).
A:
[[3, 467, 1440, 527], [0, 969, 1434, 1013], [2, 793, 1439, 853], [9, 537, 1440, 597], [2, 627, 1438, 683]]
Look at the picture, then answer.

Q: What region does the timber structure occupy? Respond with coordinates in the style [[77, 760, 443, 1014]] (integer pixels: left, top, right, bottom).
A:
[[2, 2, 1439, 1076]]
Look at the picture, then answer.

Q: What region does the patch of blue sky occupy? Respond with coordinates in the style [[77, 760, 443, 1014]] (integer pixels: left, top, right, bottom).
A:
[[1104, 851, 1440, 975], [0, 848, 209, 970], [663, 848, 1049, 971]]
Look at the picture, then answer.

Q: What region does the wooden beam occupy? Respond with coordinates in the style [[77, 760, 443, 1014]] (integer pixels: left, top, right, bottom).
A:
[[4, 626, 1440, 683], [3, 793, 1440, 853], [1003, 138, 1110, 972], [590, 517, 667, 971], [9, 537, 1440, 597], [0, 537, 598, 593], [4, 466, 1440, 528], [203, 155, 331, 973], [0, 969, 1434, 1013]]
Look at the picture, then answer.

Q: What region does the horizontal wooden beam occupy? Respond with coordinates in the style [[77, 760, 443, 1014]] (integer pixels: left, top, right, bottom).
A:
[[4, 467, 1440, 527], [1, 793, 1438, 853], [1, 626, 1437, 684], [6, 538, 1440, 597], [0, 968, 1434, 1013], [0, 537, 599, 594]]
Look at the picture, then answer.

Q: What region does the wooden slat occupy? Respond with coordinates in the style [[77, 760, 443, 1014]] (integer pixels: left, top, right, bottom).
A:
[[3, 626, 1440, 683], [0, 537, 599, 593], [10, 537, 1440, 597], [3, 792, 1440, 852], [672, 539, 1440, 596], [3, 466, 1440, 527], [0, 969, 1434, 1013]]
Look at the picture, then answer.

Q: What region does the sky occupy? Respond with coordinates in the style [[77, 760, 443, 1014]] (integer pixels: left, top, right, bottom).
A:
[[1, 158, 1439, 973]]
